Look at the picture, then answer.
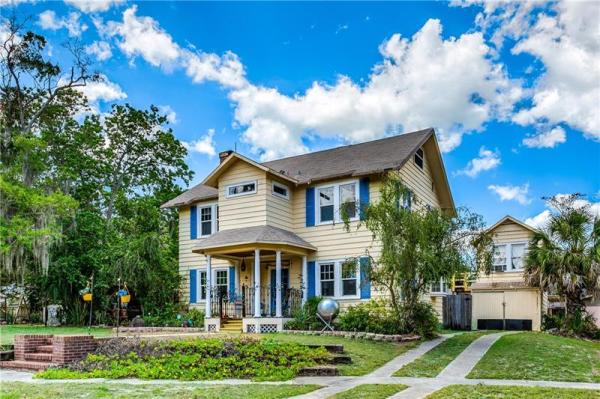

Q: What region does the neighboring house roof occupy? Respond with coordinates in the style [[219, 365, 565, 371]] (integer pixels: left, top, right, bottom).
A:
[[162, 128, 455, 212], [193, 225, 317, 253], [471, 281, 538, 291], [486, 215, 540, 234], [160, 184, 218, 209]]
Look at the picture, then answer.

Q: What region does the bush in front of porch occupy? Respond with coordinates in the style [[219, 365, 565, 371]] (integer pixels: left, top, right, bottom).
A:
[[37, 336, 331, 381]]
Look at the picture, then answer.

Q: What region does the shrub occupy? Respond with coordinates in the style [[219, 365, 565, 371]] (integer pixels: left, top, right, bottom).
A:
[[38, 337, 331, 381], [143, 305, 204, 327], [400, 301, 438, 339], [542, 309, 600, 339], [338, 299, 400, 334], [284, 296, 322, 331]]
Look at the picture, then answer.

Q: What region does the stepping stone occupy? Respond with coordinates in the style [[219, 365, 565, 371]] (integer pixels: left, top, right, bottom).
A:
[[306, 344, 344, 353], [330, 354, 352, 364]]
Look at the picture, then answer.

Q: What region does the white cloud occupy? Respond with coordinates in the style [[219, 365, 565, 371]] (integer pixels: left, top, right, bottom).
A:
[[76, 75, 126, 104], [522, 126, 566, 149], [458, 1, 600, 143], [159, 105, 177, 124], [456, 146, 501, 178], [525, 194, 600, 229], [96, 9, 522, 161], [488, 183, 532, 205], [85, 41, 112, 61], [65, 0, 124, 13], [105, 5, 181, 69], [183, 129, 217, 158], [37, 10, 87, 37]]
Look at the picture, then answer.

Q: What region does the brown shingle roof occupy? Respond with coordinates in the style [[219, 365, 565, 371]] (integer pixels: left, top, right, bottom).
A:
[[160, 184, 217, 209], [263, 128, 433, 183], [193, 225, 316, 252], [162, 128, 434, 208]]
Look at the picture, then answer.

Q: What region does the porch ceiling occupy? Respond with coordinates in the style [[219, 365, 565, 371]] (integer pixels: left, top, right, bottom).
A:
[[192, 225, 316, 258]]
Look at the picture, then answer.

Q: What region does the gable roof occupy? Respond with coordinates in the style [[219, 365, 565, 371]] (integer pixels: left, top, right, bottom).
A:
[[162, 128, 455, 212], [486, 215, 540, 234], [263, 128, 433, 184]]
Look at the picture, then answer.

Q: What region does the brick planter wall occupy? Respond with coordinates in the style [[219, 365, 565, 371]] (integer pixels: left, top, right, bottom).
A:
[[51, 335, 97, 364]]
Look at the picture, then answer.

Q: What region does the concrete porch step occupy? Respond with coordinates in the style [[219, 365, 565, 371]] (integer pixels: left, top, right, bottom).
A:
[[0, 360, 55, 371]]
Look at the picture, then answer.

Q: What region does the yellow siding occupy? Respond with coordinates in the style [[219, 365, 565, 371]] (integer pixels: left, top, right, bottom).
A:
[[178, 204, 231, 307], [217, 160, 268, 231], [265, 177, 293, 230], [398, 153, 441, 209]]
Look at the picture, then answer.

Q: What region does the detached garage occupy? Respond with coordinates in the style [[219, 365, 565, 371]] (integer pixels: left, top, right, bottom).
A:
[[471, 281, 542, 331], [471, 215, 544, 331]]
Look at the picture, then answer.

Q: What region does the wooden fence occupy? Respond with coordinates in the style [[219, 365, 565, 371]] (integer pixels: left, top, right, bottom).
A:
[[443, 294, 472, 330]]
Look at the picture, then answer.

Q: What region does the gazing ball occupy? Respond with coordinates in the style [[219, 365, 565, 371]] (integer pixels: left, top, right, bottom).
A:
[[317, 298, 340, 320]]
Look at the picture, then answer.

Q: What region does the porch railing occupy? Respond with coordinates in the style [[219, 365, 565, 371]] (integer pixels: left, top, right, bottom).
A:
[[208, 285, 302, 319]]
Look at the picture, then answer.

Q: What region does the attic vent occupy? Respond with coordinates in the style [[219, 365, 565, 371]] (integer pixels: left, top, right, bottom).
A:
[[279, 170, 286, 175]]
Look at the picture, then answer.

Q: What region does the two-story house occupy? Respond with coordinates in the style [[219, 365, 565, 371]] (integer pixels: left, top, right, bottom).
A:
[[471, 215, 545, 331], [161, 128, 455, 333]]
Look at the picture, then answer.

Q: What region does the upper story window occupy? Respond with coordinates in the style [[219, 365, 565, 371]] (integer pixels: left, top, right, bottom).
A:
[[272, 182, 289, 200], [430, 277, 450, 294], [226, 180, 257, 198], [317, 259, 359, 299], [198, 204, 218, 237], [414, 147, 424, 170], [316, 180, 359, 224], [493, 242, 528, 272]]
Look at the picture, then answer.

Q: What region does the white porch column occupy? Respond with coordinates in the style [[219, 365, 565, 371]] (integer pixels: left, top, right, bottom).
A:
[[205, 255, 212, 318], [301, 256, 308, 305], [254, 249, 261, 317], [275, 250, 282, 317]]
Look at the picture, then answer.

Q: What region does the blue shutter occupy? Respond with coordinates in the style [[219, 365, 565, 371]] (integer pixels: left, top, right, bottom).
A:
[[306, 188, 315, 227], [360, 257, 371, 299], [307, 261, 316, 298], [359, 177, 370, 220], [190, 205, 198, 240], [229, 266, 236, 301], [189, 269, 197, 303]]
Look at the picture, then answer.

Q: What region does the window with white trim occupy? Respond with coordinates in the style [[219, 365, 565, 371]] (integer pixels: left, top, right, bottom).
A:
[[272, 182, 289, 199], [430, 278, 449, 294], [511, 243, 526, 270], [492, 242, 528, 272], [317, 259, 360, 299], [414, 147, 424, 170], [198, 204, 218, 237], [492, 244, 507, 272], [226, 181, 257, 198], [199, 270, 207, 300], [316, 180, 359, 224]]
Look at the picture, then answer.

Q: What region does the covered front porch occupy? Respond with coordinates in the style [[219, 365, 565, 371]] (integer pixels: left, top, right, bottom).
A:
[[192, 225, 316, 333]]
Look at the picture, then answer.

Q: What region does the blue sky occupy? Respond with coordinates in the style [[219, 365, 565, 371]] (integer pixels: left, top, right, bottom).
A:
[[2, 0, 599, 226]]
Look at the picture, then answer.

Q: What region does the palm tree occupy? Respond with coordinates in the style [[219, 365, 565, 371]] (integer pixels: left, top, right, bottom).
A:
[[525, 194, 600, 320]]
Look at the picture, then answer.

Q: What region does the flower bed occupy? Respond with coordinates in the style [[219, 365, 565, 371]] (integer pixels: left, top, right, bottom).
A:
[[282, 330, 421, 343], [37, 336, 331, 381]]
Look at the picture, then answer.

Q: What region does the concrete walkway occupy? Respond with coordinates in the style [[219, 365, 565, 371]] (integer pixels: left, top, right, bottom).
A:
[[2, 331, 600, 399]]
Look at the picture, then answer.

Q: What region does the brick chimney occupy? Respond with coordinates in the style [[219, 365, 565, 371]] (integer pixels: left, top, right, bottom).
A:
[[219, 150, 233, 164]]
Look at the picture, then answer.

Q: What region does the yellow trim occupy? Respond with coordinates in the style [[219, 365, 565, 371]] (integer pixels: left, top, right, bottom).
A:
[[202, 153, 298, 187]]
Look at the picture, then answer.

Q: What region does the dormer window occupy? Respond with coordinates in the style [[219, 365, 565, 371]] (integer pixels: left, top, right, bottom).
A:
[[226, 181, 257, 198], [414, 147, 424, 170]]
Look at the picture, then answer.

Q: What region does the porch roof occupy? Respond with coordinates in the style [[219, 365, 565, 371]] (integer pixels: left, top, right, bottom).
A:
[[471, 280, 537, 291], [192, 225, 317, 255]]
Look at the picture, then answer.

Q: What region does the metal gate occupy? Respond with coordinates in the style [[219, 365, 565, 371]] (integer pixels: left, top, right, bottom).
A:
[[443, 294, 472, 330]]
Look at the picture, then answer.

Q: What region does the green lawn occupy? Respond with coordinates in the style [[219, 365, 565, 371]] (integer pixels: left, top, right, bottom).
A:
[[0, 382, 320, 399], [0, 325, 113, 345], [394, 332, 488, 377], [330, 384, 407, 399], [264, 333, 419, 375], [468, 332, 600, 383], [426, 384, 600, 399]]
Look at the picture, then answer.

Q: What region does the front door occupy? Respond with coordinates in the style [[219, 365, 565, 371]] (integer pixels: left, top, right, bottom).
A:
[[270, 268, 289, 316]]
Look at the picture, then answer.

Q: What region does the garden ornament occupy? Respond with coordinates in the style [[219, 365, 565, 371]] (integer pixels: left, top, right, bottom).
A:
[[316, 298, 339, 332]]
